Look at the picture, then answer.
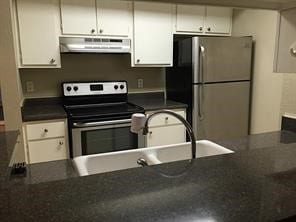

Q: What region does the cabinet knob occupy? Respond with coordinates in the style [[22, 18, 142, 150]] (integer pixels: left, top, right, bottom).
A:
[[165, 117, 169, 121], [59, 141, 64, 146], [44, 129, 48, 133], [199, 27, 203, 31], [99, 29, 103, 34], [136, 59, 140, 63], [50, 58, 55, 64], [91, 29, 96, 34], [290, 47, 296, 57], [149, 131, 152, 135], [207, 27, 211, 32]]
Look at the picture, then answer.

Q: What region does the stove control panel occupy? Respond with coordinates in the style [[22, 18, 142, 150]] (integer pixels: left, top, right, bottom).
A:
[[63, 81, 127, 96]]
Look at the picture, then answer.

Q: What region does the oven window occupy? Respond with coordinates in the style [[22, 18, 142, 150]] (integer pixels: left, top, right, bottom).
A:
[[81, 126, 138, 155]]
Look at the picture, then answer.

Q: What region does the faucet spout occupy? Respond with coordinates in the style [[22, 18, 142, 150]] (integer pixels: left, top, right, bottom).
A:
[[132, 110, 197, 159], [137, 158, 148, 167]]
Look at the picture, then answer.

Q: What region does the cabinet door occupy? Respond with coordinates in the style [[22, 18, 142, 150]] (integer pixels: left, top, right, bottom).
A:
[[176, 5, 205, 33], [60, 0, 97, 35], [147, 125, 186, 147], [205, 6, 232, 34], [17, 0, 60, 66], [28, 138, 68, 164], [274, 8, 296, 73], [133, 2, 173, 66], [96, 0, 132, 36]]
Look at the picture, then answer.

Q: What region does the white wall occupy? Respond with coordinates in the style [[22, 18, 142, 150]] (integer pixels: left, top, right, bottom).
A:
[[281, 74, 296, 115], [20, 54, 165, 98], [232, 9, 283, 134], [0, 0, 25, 162]]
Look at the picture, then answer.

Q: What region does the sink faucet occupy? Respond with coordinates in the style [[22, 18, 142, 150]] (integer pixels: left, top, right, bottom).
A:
[[131, 110, 197, 160]]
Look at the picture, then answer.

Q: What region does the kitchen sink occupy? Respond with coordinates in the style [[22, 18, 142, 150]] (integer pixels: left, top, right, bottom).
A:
[[73, 140, 234, 176]]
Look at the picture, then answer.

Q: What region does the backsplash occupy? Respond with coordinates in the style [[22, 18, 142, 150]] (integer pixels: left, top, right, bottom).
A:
[[20, 54, 165, 98]]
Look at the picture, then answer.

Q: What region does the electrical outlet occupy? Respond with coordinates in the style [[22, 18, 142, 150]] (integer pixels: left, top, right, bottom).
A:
[[26, 81, 34, 93], [137, 79, 144, 88]]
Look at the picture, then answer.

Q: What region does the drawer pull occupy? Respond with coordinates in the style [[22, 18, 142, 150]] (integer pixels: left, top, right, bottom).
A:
[[44, 129, 48, 133], [59, 141, 64, 146], [165, 117, 169, 121]]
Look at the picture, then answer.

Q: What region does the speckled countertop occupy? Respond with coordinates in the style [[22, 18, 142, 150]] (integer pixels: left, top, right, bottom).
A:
[[1, 130, 296, 221], [21, 97, 67, 122], [128, 92, 188, 111], [21, 93, 187, 122]]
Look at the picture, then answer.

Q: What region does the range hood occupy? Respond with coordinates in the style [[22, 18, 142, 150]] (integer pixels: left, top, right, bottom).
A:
[[60, 37, 131, 53]]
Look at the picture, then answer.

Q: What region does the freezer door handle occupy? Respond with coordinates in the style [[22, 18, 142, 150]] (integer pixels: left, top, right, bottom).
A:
[[198, 45, 205, 120]]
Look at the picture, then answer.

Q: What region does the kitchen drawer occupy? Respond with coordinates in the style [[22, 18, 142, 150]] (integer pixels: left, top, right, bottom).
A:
[[28, 138, 67, 164], [26, 121, 65, 140], [146, 110, 185, 127], [146, 125, 186, 147]]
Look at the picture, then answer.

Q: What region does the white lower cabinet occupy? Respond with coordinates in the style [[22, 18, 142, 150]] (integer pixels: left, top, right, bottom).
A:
[[146, 125, 186, 147], [145, 109, 186, 147], [28, 138, 67, 164], [23, 120, 69, 164]]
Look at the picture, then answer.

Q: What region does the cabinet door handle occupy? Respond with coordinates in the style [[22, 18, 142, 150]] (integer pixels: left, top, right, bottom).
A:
[[50, 58, 55, 64], [199, 27, 203, 31], [91, 29, 96, 34], [165, 117, 169, 121], [207, 27, 211, 32], [290, 47, 296, 57], [99, 29, 103, 34], [59, 141, 64, 146], [136, 59, 140, 63], [149, 131, 152, 135], [44, 129, 48, 133]]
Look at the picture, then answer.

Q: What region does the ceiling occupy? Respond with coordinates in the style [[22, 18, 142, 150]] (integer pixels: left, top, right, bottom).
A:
[[133, 0, 296, 10]]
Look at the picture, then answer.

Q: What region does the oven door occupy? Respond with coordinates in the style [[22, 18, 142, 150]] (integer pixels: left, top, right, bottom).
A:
[[71, 119, 144, 157]]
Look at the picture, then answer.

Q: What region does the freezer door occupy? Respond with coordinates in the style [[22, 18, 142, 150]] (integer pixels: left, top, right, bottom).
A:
[[193, 82, 250, 140], [193, 36, 253, 83]]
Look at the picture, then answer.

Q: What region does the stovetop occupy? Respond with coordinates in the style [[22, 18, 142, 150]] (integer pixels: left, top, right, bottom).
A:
[[64, 102, 144, 121], [62, 81, 144, 121]]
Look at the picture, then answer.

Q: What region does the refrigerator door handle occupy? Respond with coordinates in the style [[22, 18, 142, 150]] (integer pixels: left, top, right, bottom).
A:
[[198, 45, 205, 120], [199, 46, 205, 84]]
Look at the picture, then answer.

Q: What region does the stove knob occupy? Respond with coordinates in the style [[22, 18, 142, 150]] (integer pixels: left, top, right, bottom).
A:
[[66, 86, 72, 92], [73, 86, 79, 91], [120, 85, 124, 90], [114, 85, 119, 90]]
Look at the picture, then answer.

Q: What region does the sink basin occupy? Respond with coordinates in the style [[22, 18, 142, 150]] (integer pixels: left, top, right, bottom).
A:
[[73, 140, 234, 176], [145, 140, 234, 164]]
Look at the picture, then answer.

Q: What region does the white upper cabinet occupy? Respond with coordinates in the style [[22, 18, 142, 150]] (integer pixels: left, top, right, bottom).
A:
[[274, 8, 296, 73], [133, 2, 174, 66], [60, 0, 97, 35], [205, 6, 232, 34], [16, 0, 60, 67], [96, 0, 132, 36], [176, 5, 206, 33]]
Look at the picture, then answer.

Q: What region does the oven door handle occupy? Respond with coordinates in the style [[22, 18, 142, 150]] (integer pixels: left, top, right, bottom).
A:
[[72, 119, 132, 128]]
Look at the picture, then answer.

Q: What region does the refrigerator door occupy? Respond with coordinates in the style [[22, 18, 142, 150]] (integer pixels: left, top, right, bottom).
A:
[[193, 36, 253, 83], [193, 82, 250, 140]]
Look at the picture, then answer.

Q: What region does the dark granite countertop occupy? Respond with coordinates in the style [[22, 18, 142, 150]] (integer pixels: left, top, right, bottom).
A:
[[21, 93, 187, 122], [22, 97, 67, 122], [128, 92, 188, 111], [1, 130, 296, 221]]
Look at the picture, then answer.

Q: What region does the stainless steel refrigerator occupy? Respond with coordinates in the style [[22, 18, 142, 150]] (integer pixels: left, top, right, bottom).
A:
[[166, 36, 252, 140]]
